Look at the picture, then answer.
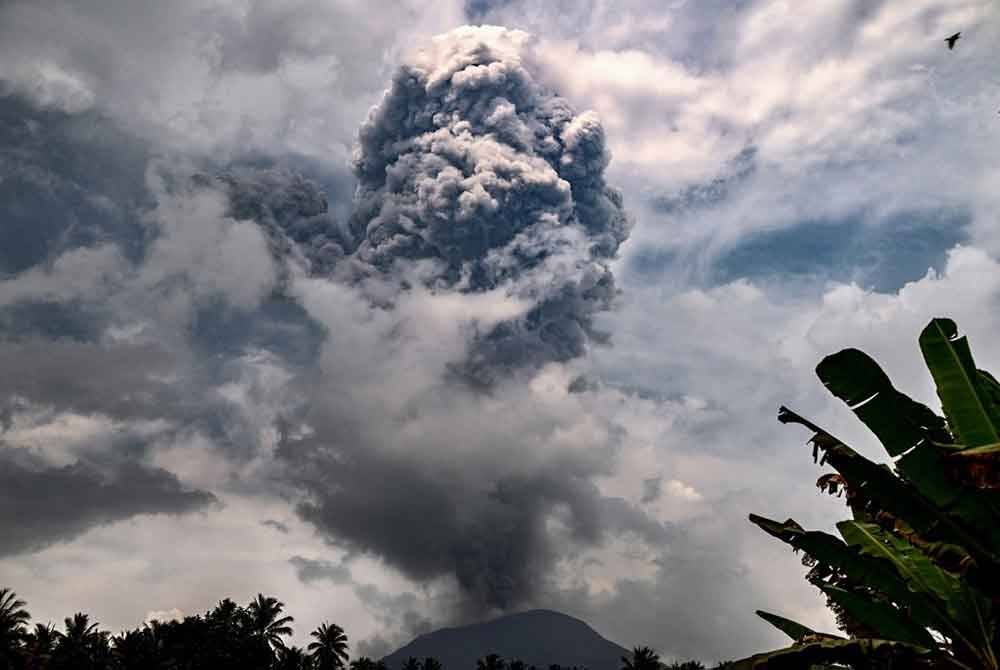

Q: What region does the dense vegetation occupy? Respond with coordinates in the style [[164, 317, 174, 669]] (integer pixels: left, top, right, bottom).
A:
[[0, 590, 715, 670], [734, 318, 1000, 669], [0, 591, 354, 670]]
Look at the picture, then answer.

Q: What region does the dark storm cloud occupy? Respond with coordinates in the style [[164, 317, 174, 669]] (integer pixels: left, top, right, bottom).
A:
[[347, 25, 630, 382], [0, 92, 152, 275], [0, 446, 216, 557], [464, 0, 512, 21], [0, 300, 104, 342], [0, 339, 178, 419], [640, 476, 661, 504], [0, 337, 257, 460], [289, 555, 353, 584]]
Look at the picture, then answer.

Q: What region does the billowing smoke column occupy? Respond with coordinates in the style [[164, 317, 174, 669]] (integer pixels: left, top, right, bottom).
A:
[[273, 27, 658, 621], [349, 25, 630, 382]]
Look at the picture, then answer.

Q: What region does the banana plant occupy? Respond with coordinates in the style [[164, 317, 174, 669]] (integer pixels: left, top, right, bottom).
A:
[[734, 319, 1000, 670]]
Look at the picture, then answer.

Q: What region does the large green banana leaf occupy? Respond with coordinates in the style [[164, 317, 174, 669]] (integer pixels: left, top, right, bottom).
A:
[[750, 514, 961, 635], [817, 348, 952, 455], [920, 319, 1000, 448], [754, 611, 822, 642], [816, 345, 1000, 556], [779, 407, 998, 571], [839, 521, 996, 669], [896, 443, 1000, 562], [729, 637, 944, 670], [819, 585, 936, 648], [750, 515, 916, 604]]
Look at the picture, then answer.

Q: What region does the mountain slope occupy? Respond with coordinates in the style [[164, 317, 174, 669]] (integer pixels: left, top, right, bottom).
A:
[[382, 609, 630, 670]]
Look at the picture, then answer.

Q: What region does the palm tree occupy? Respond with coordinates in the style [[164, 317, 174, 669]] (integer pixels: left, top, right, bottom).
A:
[[309, 622, 349, 670], [423, 658, 442, 670], [0, 587, 30, 663], [277, 645, 313, 670], [478, 654, 506, 670], [401, 657, 421, 670], [209, 598, 242, 628], [621, 647, 661, 670], [245, 594, 294, 651], [24, 623, 58, 670], [53, 613, 110, 669], [111, 628, 161, 670]]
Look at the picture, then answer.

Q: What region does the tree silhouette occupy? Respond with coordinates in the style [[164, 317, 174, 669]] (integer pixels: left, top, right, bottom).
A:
[[277, 645, 313, 670], [401, 656, 422, 670], [621, 647, 661, 670], [0, 587, 31, 666], [209, 598, 242, 628], [110, 628, 161, 670], [309, 622, 350, 670], [52, 613, 111, 670], [24, 623, 58, 670], [246, 594, 294, 652], [423, 657, 442, 670], [350, 656, 387, 670], [478, 653, 507, 670], [509, 660, 526, 670]]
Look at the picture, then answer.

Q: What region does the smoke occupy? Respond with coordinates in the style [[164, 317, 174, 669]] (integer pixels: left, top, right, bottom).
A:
[[0, 445, 216, 557], [217, 166, 355, 279], [281, 378, 674, 616], [272, 26, 655, 618], [347, 25, 630, 383]]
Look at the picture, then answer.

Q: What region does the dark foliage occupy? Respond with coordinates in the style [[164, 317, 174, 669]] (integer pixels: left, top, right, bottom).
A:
[[0, 589, 357, 670]]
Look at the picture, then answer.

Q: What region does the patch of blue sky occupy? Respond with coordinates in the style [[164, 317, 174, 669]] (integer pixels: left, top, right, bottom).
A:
[[622, 207, 969, 295], [709, 209, 969, 293]]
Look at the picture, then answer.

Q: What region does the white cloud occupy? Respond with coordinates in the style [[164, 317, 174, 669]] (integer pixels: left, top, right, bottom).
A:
[[145, 608, 184, 624], [0, 0, 466, 162], [664, 479, 701, 502]]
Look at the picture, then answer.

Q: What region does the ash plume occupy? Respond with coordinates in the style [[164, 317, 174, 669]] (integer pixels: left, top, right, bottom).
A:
[[348, 25, 630, 383], [217, 166, 355, 278], [277, 27, 657, 619]]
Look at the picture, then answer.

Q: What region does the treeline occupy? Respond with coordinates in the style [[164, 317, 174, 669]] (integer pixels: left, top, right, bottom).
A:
[[0, 589, 349, 670], [0, 588, 722, 670]]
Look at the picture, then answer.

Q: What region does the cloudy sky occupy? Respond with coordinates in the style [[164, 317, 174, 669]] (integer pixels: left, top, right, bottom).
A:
[[0, 0, 998, 664]]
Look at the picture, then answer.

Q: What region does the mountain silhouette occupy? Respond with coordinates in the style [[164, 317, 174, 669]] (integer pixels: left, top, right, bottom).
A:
[[382, 610, 630, 670]]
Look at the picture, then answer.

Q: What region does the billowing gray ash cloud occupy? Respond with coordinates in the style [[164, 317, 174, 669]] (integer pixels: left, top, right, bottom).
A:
[[276, 27, 659, 621], [216, 166, 356, 279], [348, 25, 630, 383]]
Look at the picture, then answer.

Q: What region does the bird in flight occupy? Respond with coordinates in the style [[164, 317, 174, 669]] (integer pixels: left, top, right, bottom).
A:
[[945, 32, 961, 50]]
